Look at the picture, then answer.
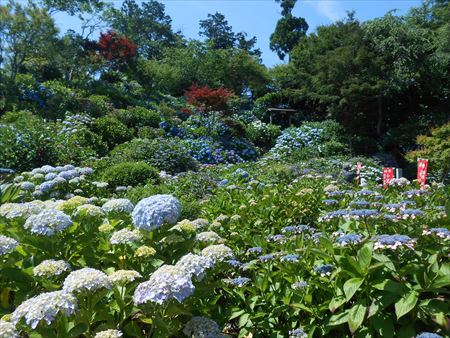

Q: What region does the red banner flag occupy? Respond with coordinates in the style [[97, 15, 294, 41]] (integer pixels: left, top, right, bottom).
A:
[[356, 162, 362, 185], [383, 167, 395, 189], [417, 158, 428, 190]]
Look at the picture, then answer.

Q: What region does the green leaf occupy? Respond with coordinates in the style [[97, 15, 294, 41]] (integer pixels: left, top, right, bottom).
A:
[[327, 310, 350, 327], [372, 279, 404, 295], [348, 300, 367, 333], [68, 324, 87, 337], [338, 256, 363, 277], [343, 277, 364, 302], [329, 294, 346, 312], [432, 275, 450, 289], [372, 313, 395, 338], [395, 290, 418, 319], [357, 243, 373, 273], [238, 313, 250, 328]]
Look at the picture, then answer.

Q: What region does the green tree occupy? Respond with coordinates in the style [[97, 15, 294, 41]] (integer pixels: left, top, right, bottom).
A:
[[270, 0, 308, 61], [0, 1, 58, 80], [104, 0, 180, 59]]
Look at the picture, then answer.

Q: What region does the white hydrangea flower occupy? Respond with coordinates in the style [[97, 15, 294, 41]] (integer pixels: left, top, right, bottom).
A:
[[74, 204, 105, 218], [63, 268, 112, 293], [176, 253, 214, 279], [102, 199, 134, 214], [133, 265, 194, 305], [33, 259, 71, 278], [0, 235, 19, 256], [108, 270, 142, 284], [23, 209, 72, 236], [94, 329, 123, 338], [191, 218, 209, 229], [132, 195, 181, 231], [201, 244, 234, 263], [0, 202, 43, 220], [135, 245, 156, 257], [196, 231, 223, 243], [110, 228, 142, 245], [11, 291, 77, 329], [0, 320, 19, 338], [183, 316, 224, 338]]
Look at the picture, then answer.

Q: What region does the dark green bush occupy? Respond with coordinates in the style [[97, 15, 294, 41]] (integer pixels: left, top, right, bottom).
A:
[[137, 126, 164, 139], [114, 107, 161, 128], [91, 116, 133, 149], [109, 138, 198, 174], [102, 161, 160, 187]]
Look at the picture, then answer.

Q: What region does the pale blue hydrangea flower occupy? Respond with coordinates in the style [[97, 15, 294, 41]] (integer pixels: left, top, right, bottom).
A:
[[11, 291, 77, 329], [0, 202, 43, 220], [24, 209, 72, 236], [38, 181, 55, 193], [176, 253, 214, 278], [58, 170, 79, 180], [280, 254, 300, 263], [110, 228, 142, 245], [0, 320, 19, 337], [183, 317, 223, 338], [44, 173, 57, 181], [132, 195, 181, 231], [94, 329, 123, 338], [259, 253, 276, 262], [201, 244, 234, 263], [226, 259, 242, 267], [0, 235, 19, 256], [399, 209, 424, 219], [416, 333, 443, 338], [102, 198, 134, 214], [63, 268, 112, 293], [226, 277, 250, 287], [289, 327, 307, 338], [133, 265, 195, 305], [20, 181, 35, 191], [33, 259, 71, 278], [292, 281, 308, 290]]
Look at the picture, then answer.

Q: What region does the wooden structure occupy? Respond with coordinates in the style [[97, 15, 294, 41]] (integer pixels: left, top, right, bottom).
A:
[[267, 108, 297, 125]]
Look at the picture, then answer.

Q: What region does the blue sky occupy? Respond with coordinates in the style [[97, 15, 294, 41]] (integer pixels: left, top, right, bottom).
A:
[[54, 0, 423, 67]]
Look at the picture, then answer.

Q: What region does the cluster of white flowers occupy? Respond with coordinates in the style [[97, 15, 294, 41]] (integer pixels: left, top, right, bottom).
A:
[[33, 259, 71, 278], [0, 320, 19, 337], [132, 195, 181, 231], [191, 218, 209, 229], [11, 291, 77, 329], [135, 245, 156, 257], [0, 235, 19, 256], [201, 244, 234, 263], [175, 253, 214, 279], [102, 199, 134, 214], [133, 265, 194, 305], [110, 228, 142, 245], [108, 270, 142, 284], [196, 231, 223, 243], [23, 209, 72, 236], [388, 177, 410, 187], [94, 329, 123, 338], [183, 316, 224, 337], [63, 268, 112, 293], [74, 204, 105, 219], [0, 202, 42, 220]]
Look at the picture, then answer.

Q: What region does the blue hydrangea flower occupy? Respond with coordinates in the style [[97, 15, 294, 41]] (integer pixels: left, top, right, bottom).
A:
[[313, 264, 334, 277], [226, 259, 242, 267], [335, 234, 363, 247], [374, 234, 416, 250], [323, 199, 338, 205], [132, 195, 181, 231], [350, 200, 370, 208], [227, 277, 250, 287], [416, 333, 443, 338], [289, 327, 307, 338], [292, 281, 308, 290], [247, 246, 263, 254], [267, 234, 287, 243], [23, 209, 72, 236], [347, 209, 379, 219], [280, 254, 300, 263], [422, 228, 450, 240], [259, 254, 276, 262], [0, 235, 19, 256], [133, 265, 194, 305], [399, 209, 424, 219]]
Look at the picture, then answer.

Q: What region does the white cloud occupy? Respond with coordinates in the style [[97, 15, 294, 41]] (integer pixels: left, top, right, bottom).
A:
[[314, 1, 346, 21]]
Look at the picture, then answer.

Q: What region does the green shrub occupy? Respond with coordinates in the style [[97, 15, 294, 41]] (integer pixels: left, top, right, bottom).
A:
[[110, 138, 198, 174], [102, 161, 160, 187], [91, 116, 133, 149], [53, 128, 108, 165], [114, 107, 161, 128], [406, 121, 450, 181], [79, 95, 114, 117], [137, 126, 164, 139], [246, 120, 281, 148], [0, 111, 56, 170]]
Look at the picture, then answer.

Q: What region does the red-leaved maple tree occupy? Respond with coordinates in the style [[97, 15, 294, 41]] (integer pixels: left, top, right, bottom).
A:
[[185, 84, 232, 112]]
